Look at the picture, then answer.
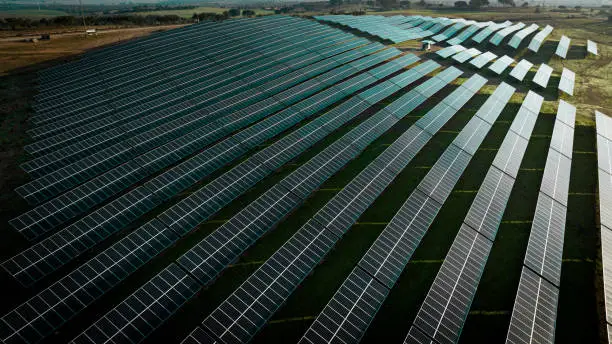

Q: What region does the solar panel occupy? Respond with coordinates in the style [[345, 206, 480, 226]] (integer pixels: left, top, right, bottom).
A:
[[71, 264, 200, 344], [523, 193, 567, 286], [405, 86, 539, 344], [469, 51, 497, 69], [587, 40, 598, 55], [555, 35, 571, 59], [532, 63, 554, 88], [489, 22, 526, 46], [298, 268, 389, 344], [303, 77, 506, 344], [509, 59, 534, 81], [436, 44, 466, 58], [181, 327, 218, 344], [508, 23, 539, 48], [410, 225, 492, 344], [539, 149, 572, 206], [446, 21, 492, 45], [452, 48, 482, 63], [509, 106, 539, 140], [506, 268, 559, 344], [488, 55, 515, 75], [4, 50, 403, 285], [528, 25, 553, 52], [548, 116, 575, 158], [471, 20, 512, 43], [602, 227, 612, 325], [558, 68, 575, 96], [190, 67, 464, 343], [0, 55, 425, 344]]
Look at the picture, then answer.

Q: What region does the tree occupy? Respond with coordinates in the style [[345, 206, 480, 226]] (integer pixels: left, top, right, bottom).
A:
[[228, 8, 240, 16], [498, 0, 515, 6], [521, 2, 528, 7], [242, 9, 255, 16], [381, 0, 398, 9], [400, 0, 411, 8], [418, 0, 426, 6], [454, 0, 467, 7], [535, 5, 541, 13], [470, 0, 489, 8], [330, 0, 342, 6]]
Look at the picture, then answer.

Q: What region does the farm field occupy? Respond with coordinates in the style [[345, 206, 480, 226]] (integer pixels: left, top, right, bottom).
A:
[[0, 10, 610, 344]]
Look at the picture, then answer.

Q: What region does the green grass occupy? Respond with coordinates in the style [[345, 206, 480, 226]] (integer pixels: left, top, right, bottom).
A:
[[0, 9, 69, 18], [132, 7, 273, 19]]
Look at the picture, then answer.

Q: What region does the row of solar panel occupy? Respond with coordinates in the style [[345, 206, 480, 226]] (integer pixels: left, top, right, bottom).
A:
[[4, 47, 403, 292], [36, 16, 297, 93], [72, 66, 464, 344], [596, 111, 612, 343], [19, 40, 375, 203], [0, 49, 424, 343], [437, 45, 576, 95], [303, 78, 522, 344], [33, 17, 325, 120], [506, 100, 575, 344], [10, 44, 387, 244], [407, 91, 544, 344], [29, 30, 356, 152]]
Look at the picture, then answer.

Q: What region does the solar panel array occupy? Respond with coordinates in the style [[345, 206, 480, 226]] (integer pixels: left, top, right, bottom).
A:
[[436, 44, 466, 58], [508, 23, 540, 49], [470, 51, 498, 69], [490, 22, 526, 46], [183, 66, 465, 344], [587, 40, 598, 55], [432, 19, 473, 42], [1, 47, 430, 344], [446, 21, 492, 45], [405, 90, 543, 344], [2, 54, 427, 344], [596, 111, 612, 342], [4, 43, 404, 288], [452, 48, 482, 63], [1, 16, 443, 344], [314, 15, 418, 43], [300, 80, 524, 344], [558, 68, 576, 96], [528, 25, 553, 53], [555, 35, 571, 59], [471, 20, 513, 43], [506, 100, 576, 344], [533, 63, 554, 88], [489, 55, 515, 75], [510, 59, 534, 82]]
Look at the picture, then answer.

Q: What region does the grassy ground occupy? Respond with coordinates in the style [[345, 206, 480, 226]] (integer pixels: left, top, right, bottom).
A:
[[0, 9, 608, 344], [0, 25, 185, 76], [132, 7, 273, 18]]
